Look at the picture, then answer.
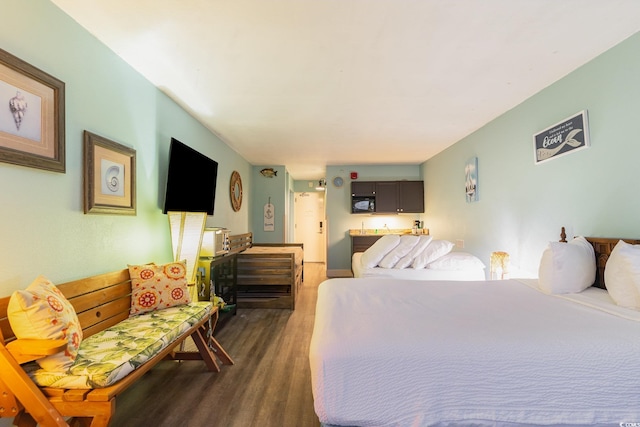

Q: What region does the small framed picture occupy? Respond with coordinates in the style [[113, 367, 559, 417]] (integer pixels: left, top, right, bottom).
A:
[[83, 131, 136, 215], [534, 110, 590, 164], [465, 157, 478, 203], [0, 48, 65, 172]]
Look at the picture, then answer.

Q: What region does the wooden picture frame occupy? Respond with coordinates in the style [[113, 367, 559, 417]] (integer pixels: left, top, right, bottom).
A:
[[83, 131, 136, 215], [0, 48, 65, 172], [230, 170, 243, 211]]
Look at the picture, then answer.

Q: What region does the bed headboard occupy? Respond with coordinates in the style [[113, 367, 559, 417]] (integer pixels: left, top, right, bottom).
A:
[[228, 232, 253, 254], [559, 227, 640, 290], [586, 237, 640, 289]]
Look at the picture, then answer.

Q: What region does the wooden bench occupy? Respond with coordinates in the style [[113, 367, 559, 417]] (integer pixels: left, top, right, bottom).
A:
[[0, 268, 234, 427]]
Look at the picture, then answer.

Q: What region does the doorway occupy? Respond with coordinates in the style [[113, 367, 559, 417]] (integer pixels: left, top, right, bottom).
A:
[[294, 192, 325, 263]]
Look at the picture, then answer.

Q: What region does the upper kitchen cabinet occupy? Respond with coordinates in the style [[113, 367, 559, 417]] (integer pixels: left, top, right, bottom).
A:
[[351, 180, 424, 214], [351, 181, 376, 196], [375, 181, 424, 213]]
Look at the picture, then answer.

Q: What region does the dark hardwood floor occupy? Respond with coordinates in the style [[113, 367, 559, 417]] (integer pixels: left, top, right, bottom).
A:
[[109, 263, 326, 427]]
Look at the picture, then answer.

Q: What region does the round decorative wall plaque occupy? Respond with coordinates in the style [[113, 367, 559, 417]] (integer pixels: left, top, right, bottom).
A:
[[230, 170, 243, 211]]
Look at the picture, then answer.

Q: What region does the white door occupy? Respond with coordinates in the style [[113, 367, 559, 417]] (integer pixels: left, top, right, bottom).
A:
[[294, 192, 325, 262]]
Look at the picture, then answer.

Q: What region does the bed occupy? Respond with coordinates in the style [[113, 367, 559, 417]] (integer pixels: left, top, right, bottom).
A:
[[310, 232, 640, 426], [230, 233, 304, 310], [352, 234, 486, 280], [352, 252, 486, 280]]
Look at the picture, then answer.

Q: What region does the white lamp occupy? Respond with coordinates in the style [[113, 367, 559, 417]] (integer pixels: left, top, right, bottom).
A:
[[168, 211, 207, 301]]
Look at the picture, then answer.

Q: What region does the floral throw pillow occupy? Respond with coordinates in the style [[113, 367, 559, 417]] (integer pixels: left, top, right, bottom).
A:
[[129, 261, 191, 315], [7, 275, 83, 372]]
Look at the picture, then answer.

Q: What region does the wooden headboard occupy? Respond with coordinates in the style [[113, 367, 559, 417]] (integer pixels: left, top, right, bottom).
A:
[[228, 232, 252, 254], [560, 227, 640, 290], [586, 237, 640, 289]]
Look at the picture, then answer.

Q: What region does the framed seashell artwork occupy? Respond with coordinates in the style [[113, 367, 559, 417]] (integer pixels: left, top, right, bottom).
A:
[[0, 47, 65, 172], [83, 130, 136, 215]]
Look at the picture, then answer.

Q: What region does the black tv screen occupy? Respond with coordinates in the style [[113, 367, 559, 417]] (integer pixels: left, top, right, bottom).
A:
[[163, 138, 218, 215]]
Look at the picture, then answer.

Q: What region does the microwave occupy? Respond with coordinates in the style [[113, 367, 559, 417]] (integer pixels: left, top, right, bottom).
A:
[[352, 196, 375, 214], [200, 227, 230, 257]]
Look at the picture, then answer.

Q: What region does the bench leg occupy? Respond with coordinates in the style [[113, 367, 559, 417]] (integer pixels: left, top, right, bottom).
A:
[[209, 336, 234, 366], [12, 411, 38, 427], [0, 344, 69, 427], [67, 417, 93, 427], [50, 399, 114, 427], [207, 308, 234, 365], [190, 327, 220, 372]]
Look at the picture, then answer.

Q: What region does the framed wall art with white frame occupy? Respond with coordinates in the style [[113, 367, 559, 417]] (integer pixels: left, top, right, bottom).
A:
[[533, 110, 590, 164]]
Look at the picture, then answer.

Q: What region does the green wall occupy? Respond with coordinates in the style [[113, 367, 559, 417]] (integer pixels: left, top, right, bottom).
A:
[[251, 165, 288, 243], [3, 0, 638, 293], [0, 0, 251, 294], [423, 31, 640, 277]]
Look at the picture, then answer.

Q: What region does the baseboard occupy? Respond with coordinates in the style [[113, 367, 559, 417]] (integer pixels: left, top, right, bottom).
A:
[[326, 269, 353, 278]]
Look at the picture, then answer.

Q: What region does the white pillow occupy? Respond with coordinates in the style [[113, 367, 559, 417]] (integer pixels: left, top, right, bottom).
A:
[[412, 240, 454, 269], [427, 252, 485, 271], [378, 235, 420, 268], [604, 240, 640, 309], [538, 236, 596, 294], [360, 234, 401, 268], [394, 235, 433, 269]]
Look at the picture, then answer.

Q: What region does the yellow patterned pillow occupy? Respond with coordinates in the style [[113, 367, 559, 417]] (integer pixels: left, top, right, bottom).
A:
[[128, 261, 191, 315], [7, 276, 83, 372]]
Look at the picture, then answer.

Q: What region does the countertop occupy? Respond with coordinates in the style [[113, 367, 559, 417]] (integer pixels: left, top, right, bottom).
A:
[[349, 228, 429, 236]]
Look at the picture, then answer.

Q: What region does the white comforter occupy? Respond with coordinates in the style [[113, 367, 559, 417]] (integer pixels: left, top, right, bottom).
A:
[[310, 278, 640, 427]]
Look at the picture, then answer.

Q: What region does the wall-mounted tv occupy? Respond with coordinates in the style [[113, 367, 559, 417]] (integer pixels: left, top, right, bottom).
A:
[[163, 137, 218, 215]]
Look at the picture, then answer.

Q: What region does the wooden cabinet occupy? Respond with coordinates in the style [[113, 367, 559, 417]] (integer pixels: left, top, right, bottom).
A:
[[397, 180, 424, 213], [373, 181, 398, 213], [198, 254, 237, 332], [352, 180, 424, 213], [351, 181, 376, 196], [351, 235, 383, 256]]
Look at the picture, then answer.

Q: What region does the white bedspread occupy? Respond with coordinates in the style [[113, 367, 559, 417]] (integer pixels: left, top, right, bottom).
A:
[[352, 252, 486, 281], [310, 278, 640, 426]]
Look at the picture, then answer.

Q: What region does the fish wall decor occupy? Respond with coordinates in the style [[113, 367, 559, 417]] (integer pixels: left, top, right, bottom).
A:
[[260, 168, 277, 178]]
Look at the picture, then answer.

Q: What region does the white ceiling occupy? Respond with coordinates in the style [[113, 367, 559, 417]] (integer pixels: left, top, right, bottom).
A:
[[51, 0, 640, 180]]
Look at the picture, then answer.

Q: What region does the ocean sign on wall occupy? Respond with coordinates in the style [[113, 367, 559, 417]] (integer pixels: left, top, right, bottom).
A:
[[533, 110, 590, 164]]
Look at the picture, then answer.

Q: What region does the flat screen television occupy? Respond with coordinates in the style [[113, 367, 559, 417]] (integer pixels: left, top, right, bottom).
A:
[[163, 138, 218, 215]]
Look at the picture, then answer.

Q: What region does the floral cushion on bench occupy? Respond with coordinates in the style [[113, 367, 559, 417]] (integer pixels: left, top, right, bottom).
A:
[[28, 301, 212, 389]]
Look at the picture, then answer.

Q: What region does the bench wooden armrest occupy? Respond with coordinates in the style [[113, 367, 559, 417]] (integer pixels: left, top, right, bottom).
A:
[[6, 339, 68, 364]]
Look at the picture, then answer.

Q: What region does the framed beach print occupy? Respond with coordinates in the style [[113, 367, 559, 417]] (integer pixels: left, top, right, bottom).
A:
[[465, 156, 478, 203], [83, 131, 136, 215], [533, 110, 590, 164], [0, 48, 65, 172]]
